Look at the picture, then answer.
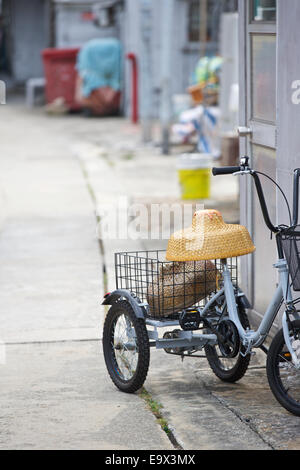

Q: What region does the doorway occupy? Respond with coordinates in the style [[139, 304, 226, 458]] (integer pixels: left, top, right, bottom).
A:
[[238, 0, 278, 326]]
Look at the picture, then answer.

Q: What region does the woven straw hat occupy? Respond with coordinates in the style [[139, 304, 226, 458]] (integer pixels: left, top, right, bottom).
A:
[[166, 209, 255, 261]]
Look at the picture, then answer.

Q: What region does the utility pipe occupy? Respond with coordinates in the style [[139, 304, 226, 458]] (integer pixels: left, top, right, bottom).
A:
[[126, 53, 139, 124]]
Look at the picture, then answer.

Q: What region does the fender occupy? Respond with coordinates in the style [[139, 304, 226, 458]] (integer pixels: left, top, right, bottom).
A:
[[236, 288, 252, 310], [102, 289, 147, 319], [102, 288, 251, 319], [216, 288, 251, 310]]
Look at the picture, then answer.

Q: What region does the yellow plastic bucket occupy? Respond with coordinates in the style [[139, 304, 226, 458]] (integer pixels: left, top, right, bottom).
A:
[[177, 154, 212, 200]]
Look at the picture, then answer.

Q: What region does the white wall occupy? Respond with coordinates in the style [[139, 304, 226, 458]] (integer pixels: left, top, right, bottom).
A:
[[219, 12, 239, 133], [55, 2, 120, 48]]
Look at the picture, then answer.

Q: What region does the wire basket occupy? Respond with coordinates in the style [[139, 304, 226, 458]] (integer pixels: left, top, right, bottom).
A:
[[281, 228, 300, 291], [115, 251, 238, 318]]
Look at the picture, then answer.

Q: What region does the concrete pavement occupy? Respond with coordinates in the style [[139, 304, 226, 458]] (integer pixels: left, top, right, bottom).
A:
[[0, 104, 102, 343], [0, 104, 171, 450], [1, 103, 300, 450], [0, 341, 171, 450]]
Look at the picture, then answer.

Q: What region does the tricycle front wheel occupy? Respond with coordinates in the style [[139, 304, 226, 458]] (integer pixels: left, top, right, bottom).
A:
[[103, 300, 150, 393], [204, 303, 251, 383], [267, 320, 300, 416]]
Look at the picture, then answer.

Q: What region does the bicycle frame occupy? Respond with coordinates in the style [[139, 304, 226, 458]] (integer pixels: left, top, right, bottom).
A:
[[146, 257, 299, 365], [220, 258, 300, 361], [211, 161, 300, 366]]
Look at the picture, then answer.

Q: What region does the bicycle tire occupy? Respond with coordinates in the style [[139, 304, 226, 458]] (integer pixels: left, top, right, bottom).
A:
[[103, 300, 150, 393], [204, 303, 251, 383], [267, 320, 300, 416]]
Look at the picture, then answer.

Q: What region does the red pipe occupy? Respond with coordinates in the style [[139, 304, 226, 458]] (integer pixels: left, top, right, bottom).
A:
[[126, 53, 139, 124]]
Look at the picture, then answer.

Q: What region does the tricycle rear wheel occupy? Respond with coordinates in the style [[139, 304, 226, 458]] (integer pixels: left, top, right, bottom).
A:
[[103, 300, 150, 393]]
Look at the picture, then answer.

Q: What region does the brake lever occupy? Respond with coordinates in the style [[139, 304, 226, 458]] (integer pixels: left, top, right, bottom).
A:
[[233, 170, 253, 176]]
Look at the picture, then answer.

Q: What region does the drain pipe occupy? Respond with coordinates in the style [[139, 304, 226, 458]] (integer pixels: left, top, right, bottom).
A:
[[160, 0, 174, 154], [127, 53, 139, 124]]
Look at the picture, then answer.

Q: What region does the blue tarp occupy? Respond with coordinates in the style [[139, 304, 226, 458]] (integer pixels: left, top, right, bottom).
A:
[[76, 38, 122, 97]]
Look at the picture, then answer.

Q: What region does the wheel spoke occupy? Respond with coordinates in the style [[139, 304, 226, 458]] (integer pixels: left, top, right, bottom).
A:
[[272, 328, 300, 408], [111, 312, 138, 381]]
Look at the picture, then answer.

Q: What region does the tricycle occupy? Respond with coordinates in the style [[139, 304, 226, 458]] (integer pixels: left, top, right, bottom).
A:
[[102, 157, 300, 416]]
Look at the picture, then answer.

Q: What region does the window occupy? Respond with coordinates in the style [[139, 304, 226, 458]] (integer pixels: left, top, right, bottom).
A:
[[188, 0, 201, 42], [252, 0, 277, 22], [251, 34, 276, 122], [188, 0, 238, 43], [93, 4, 116, 28]]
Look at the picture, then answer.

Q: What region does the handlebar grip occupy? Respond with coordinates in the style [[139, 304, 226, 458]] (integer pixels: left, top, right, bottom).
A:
[[212, 166, 241, 176]]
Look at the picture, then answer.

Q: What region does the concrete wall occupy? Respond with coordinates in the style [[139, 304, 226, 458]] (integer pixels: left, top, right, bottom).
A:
[[277, 0, 300, 226], [54, 2, 121, 48], [219, 12, 239, 133], [7, 0, 50, 83], [125, 0, 219, 122]]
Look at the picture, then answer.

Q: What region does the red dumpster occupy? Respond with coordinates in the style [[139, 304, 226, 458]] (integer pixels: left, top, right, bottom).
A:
[[42, 48, 80, 110]]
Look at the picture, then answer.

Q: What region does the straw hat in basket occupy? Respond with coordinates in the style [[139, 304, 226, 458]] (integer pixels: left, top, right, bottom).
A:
[[147, 260, 219, 318], [166, 209, 255, 261]]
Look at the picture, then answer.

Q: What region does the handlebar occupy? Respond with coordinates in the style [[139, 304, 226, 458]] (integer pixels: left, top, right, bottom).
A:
[[212, 162, 278, 233], [212, 161, 300, 261], [212, 166, 241, 176]]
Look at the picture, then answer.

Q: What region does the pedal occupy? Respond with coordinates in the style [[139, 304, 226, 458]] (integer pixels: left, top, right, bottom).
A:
[[163, 330, 185, 354], [179, 309, 201, 331]]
